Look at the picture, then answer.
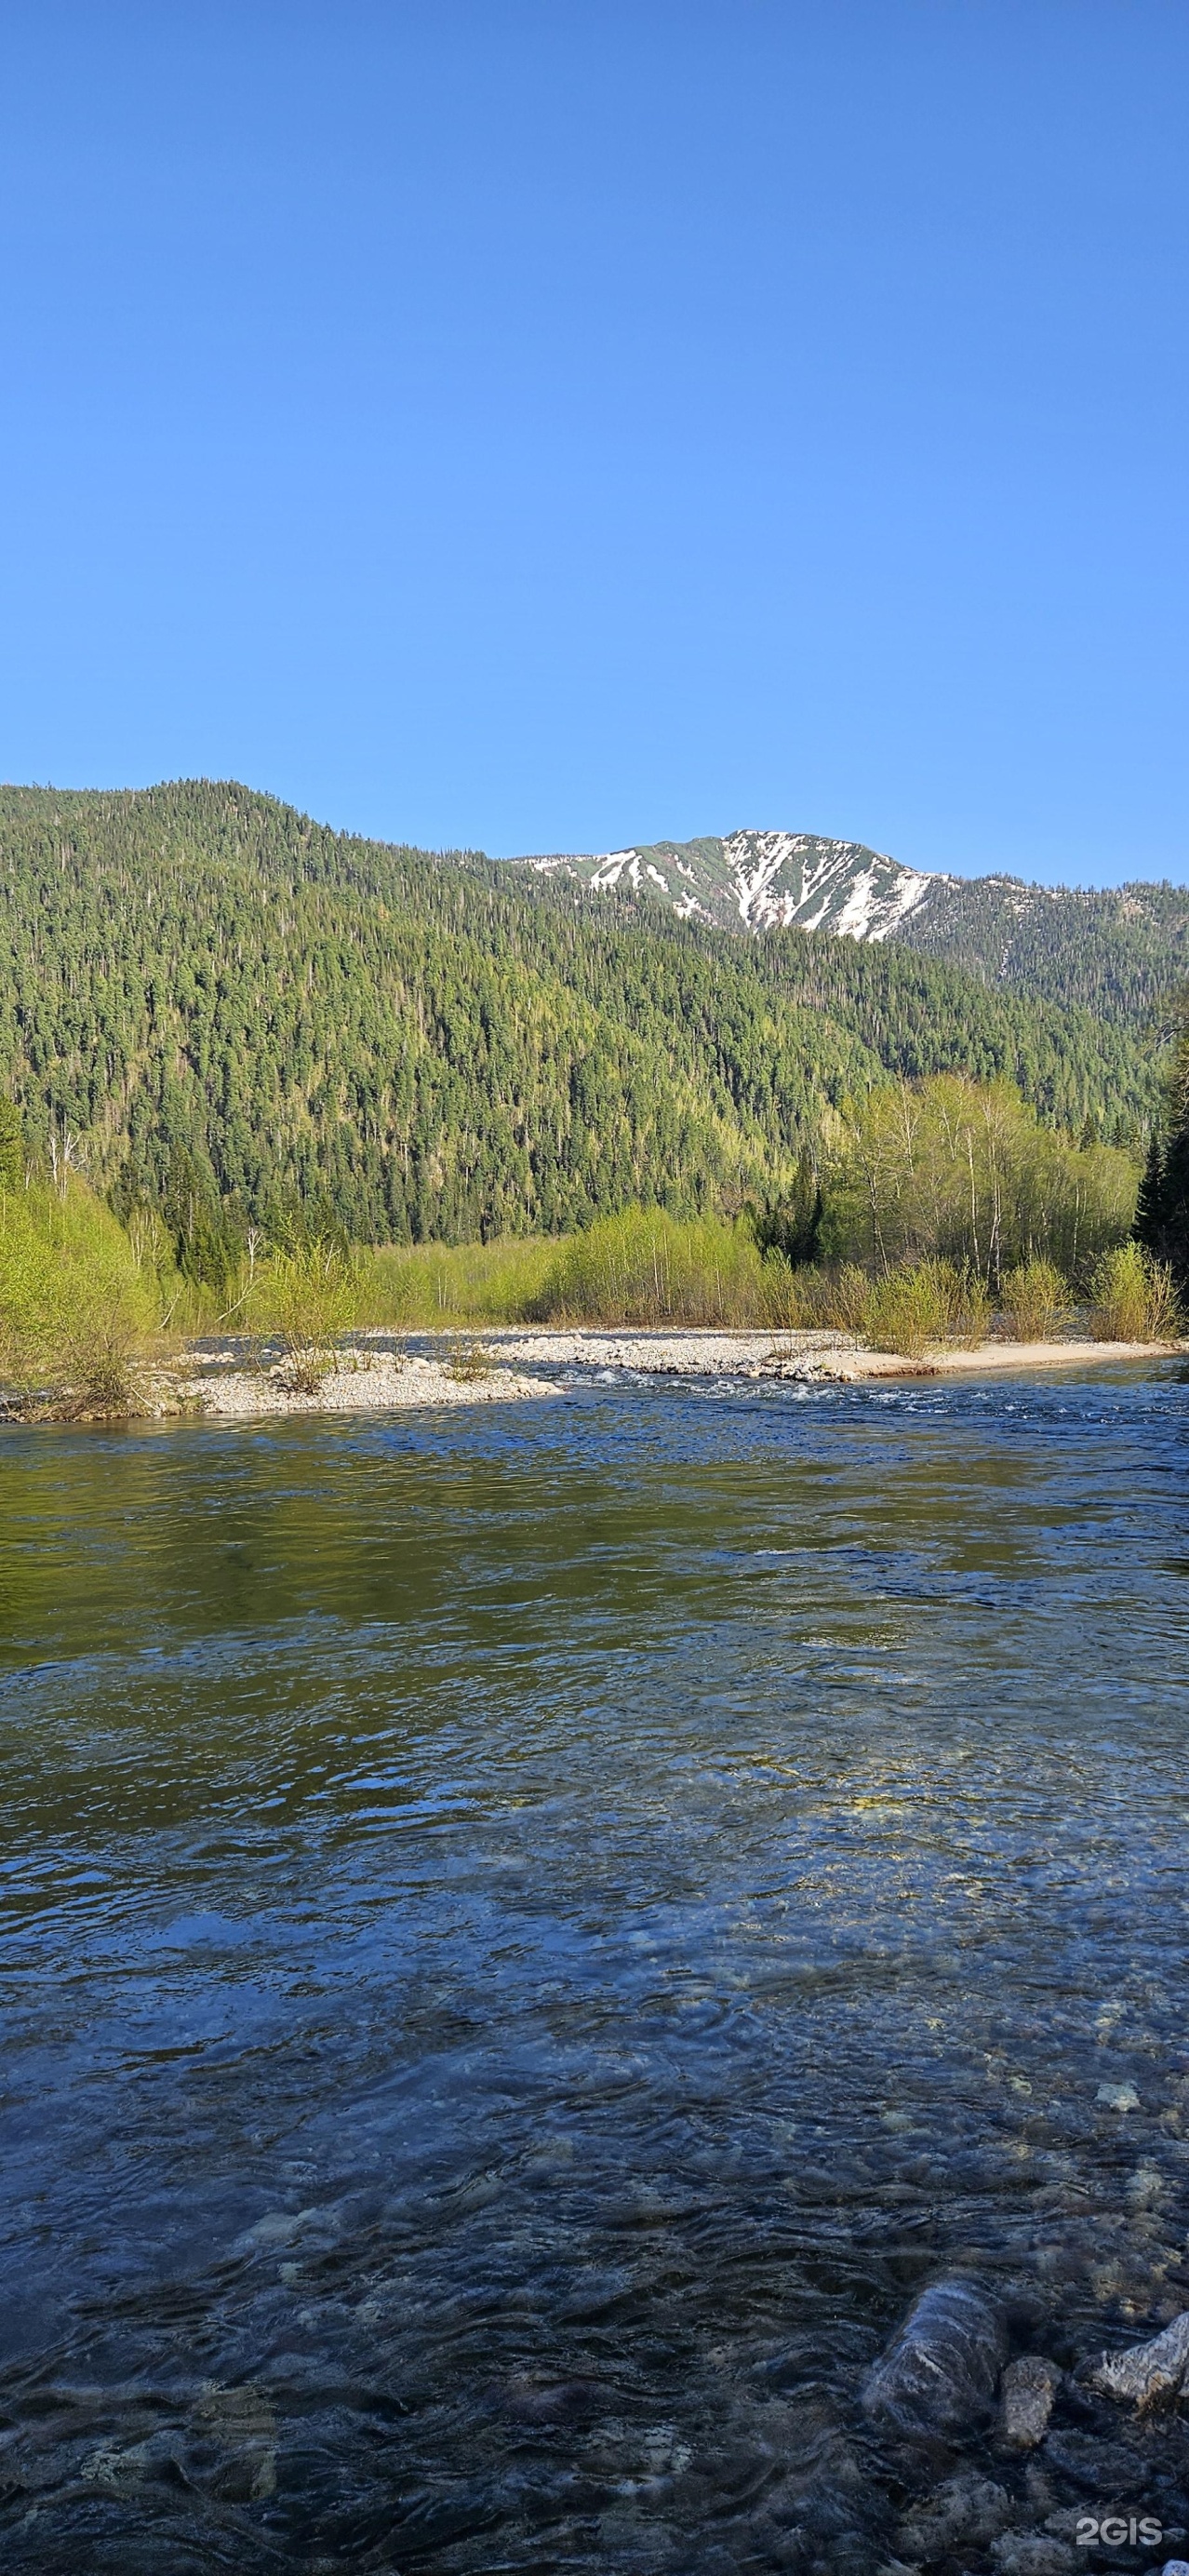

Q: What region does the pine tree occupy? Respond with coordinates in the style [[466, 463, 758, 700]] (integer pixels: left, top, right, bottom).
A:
[[0, 1095, 21, 1190], [1135, 1014, 1189, 1293]]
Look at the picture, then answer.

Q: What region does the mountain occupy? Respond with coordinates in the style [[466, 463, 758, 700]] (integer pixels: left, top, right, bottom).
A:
[[509, 830, 936, 941], [0, 781, 1160, 1244], [506, 832, 1189, 1032]]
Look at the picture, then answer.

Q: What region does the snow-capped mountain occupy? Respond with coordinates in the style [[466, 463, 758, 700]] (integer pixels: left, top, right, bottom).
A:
[[508, 828, 950, 942], [501, 830, 1189, 1029]]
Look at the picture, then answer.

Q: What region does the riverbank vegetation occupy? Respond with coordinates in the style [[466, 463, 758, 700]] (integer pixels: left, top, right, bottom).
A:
[[0, 1171, 163, 1409], [4, 1057, 1182, 1412]]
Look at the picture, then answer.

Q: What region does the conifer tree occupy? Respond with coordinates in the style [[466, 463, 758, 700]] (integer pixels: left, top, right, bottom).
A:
[[1135, 1012, 1189, 1293], [0, 1096, 21, 1190]]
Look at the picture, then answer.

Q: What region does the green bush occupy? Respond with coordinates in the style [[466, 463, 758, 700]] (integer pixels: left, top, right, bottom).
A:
[[999, 1258, 1072, 1341], [1089, 1242, 1180, 1343], [443, 1334, 496, 1381], [532, 1208, 772, 1325], [372, 1236, 555, 1326], [856, 1259, 991, 1357], [0, 1177, 158, 1399], [817, 1264, 875, 1335], [246, 1241, 364, 1391]]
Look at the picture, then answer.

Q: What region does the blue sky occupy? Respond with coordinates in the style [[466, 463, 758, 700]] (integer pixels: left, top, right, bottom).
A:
[[1, 1, 1185, 883]]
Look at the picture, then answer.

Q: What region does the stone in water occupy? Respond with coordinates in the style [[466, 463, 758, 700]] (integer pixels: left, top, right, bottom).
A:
[[1088, 2312, 1189, 2408], [997, 2355, 1060, 2449], [862, 2275, 1009, 2438]]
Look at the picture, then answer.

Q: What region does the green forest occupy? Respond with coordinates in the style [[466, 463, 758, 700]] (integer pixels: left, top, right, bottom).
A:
[[0, 780, 1164, 1261], [899, 868, 1189, 1029]]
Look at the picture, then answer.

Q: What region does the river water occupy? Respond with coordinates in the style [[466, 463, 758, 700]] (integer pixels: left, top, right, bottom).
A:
[[2, 1363, 1188, 2572]]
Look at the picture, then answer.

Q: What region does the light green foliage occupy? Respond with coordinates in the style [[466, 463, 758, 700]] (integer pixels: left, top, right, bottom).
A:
[[0, 1175, 158, 1395], [999, 1258, 1073, 1341], [371, 1236, 556, 1325], [246, 1240, 364, 1391], [0, 782, 1156, 1249], [1089, 1241, 1180, 1343], [862, 1259, 990, 1358], [790, 1263, 872, 1335], [531, 1208, 782, 1326], [824, 1075, 1137, 1284]]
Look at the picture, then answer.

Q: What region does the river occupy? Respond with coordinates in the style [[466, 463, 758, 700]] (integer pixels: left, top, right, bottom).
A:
[[2, 1363, 1188, 2571]]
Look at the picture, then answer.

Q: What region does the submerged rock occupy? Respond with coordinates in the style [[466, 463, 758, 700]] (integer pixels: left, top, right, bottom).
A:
[[990, 2534, 1076, 2575], [897, 2469, 1011, 2559], [862, 2275, 1009, 2438], [997, 2355, 1061, 2450], [1097, 2082, 1141, 2112], [1087, 2311, 1189, 2408]]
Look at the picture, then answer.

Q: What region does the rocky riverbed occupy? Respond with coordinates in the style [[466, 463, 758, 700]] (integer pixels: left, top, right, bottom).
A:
[[853, 2278, 1189, 2574]]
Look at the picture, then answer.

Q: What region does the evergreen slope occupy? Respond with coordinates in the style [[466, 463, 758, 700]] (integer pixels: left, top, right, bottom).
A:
[[0, 780, 1156, 1242], [508, 831, 1189, 1031], [900, 872, 1189, 1031]]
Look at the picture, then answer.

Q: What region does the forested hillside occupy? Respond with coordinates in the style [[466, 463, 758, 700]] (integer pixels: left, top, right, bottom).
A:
[[0, 780, 1158, 1243], [508, 829, 1189, 1032], [899, 872, 1189, 1030]]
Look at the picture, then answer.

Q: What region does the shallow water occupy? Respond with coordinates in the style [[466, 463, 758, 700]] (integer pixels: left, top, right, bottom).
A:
[[2, 1364, 1189, 2571]]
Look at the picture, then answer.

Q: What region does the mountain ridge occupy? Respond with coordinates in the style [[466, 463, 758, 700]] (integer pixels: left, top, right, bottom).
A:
[[502, 828, 1189, 1028]]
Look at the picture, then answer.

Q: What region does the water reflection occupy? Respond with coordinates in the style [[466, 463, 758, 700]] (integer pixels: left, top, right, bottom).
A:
[[1, 1368, 1188, 2569]]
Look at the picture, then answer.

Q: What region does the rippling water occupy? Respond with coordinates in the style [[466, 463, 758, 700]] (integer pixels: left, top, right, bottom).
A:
[[2, 1363, 1189, 2571]]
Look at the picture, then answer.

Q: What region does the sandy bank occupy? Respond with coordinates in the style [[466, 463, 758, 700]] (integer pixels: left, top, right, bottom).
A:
[[482, 1326, 1187, 1383], [826, 1335, 1187, 1380]]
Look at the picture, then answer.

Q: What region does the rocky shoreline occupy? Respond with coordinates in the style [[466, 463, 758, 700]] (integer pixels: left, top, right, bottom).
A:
[[176, 1325, 1189, 1419], [4, 1326, 1183, 1423]]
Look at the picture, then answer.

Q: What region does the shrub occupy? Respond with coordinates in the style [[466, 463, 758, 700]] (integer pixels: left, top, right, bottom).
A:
[[247, 1241, 361, 1391], [999, 1258, 1072, 1342], [862, 1259, 990, 1358], [443, 1334, 495, 1381], [1089, 1242, 1180, 1343], [817, 1264, 874, 1335], [0, 1177, 157, 1397], [532, 1208, 770, 1325], [373, 1236, 555, 1327], [864, 1263, 948, 1359]]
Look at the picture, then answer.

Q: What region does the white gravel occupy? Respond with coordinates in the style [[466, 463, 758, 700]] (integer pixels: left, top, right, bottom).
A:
[[177, 1325, 1186, 1419], [182, 1350, 559, 1417]]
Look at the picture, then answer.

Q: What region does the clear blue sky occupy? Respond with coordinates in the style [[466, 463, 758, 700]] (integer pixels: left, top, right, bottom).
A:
[[1, 1, 1186, 883]]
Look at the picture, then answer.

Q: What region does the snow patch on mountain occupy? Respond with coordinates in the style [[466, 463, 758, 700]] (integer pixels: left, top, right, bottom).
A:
[[512, 829, 948, 943]]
